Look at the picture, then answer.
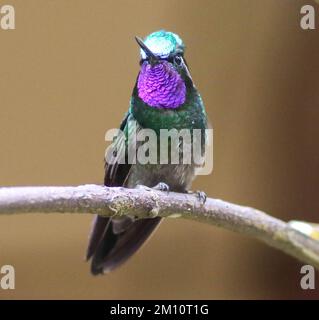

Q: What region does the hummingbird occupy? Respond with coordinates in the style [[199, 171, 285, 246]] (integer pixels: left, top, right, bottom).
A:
[[86, 30, 208, 275]]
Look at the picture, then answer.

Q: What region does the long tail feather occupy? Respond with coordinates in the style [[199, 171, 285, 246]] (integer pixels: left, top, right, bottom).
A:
[[87, 215, 161, 275]]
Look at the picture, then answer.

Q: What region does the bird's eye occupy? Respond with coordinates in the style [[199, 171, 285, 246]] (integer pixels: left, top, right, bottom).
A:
[[174, 55, 182, 66]]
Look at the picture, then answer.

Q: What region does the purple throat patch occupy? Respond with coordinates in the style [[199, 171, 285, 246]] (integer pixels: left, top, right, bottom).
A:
[[137, 61, 186, 109]]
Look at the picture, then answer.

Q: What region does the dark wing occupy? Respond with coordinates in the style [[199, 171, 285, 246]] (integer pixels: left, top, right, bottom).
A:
[[86, 113, 130, 261], [86, 112, 161, 275]]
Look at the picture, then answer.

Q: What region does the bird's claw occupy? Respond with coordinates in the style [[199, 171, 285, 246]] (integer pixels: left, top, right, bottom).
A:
[[195, 191, 207, 205], [153, 182, 170, 195]]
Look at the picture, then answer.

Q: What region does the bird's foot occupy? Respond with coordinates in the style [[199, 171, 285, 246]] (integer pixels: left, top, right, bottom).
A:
[[136, 183, 170, 194], [196, 191, 207, 205], [153, 182, 170, 195], [187, 190, 207, 205]]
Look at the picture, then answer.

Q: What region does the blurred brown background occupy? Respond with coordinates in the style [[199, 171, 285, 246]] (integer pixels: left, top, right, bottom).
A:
[[0, 0, 319, 299]]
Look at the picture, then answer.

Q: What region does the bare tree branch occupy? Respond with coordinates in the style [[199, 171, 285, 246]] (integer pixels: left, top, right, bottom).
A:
[[0, 184, 318, 269]]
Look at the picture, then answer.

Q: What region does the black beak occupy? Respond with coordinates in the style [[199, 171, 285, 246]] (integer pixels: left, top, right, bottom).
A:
[[135, 36, 159, 66]]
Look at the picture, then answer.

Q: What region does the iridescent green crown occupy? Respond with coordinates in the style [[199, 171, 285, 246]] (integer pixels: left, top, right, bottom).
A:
[[140, 30, 185, 59]]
